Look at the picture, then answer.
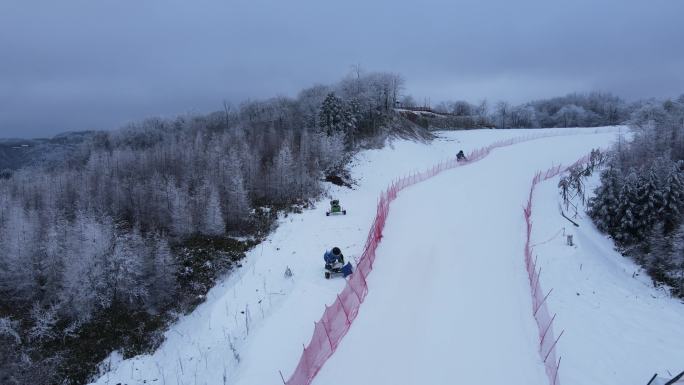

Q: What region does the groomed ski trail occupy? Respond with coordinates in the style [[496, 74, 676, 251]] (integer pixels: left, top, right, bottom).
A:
[[312, 133, 619, 385]]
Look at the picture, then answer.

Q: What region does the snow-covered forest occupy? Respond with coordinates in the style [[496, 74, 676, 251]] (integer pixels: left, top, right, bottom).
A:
[[2, 0, 683, 384], [0, 71, 409, 385], [420, 92, 629, 129], [381, 92, 632, 131], [588, 95, 684, 297]]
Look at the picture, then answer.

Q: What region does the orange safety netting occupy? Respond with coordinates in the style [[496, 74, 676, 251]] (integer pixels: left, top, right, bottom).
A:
[[523, 154, 592, 385], [283, 133, 584, 385]]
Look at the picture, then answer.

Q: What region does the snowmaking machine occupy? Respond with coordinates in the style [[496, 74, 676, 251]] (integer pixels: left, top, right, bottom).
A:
[[323, 247, 353, 279], [324, 258, 353, 279], [326, 199, 346, 216]]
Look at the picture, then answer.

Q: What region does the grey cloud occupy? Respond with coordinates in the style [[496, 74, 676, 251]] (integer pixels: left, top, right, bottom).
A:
[[1, 0, 683, 137]]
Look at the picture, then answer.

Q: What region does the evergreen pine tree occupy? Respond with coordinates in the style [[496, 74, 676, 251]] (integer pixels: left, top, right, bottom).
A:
[[588, 166, 621, 234], [635, 167, 662, 238], [661, 164, 684, 234], [615, 171, 641, 245], [319, 92, 353, 136], [670, 224, 684, 296], [646, 222, 674, 284]]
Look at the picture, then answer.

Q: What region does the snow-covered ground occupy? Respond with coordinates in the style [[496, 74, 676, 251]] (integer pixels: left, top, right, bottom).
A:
[[90, 126, 660, 385], [532, 175, 684, 385], [311, 132, 620, 385]]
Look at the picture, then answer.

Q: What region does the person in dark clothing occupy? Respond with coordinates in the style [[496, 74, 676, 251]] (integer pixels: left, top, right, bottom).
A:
[[456, 150, 467, 162]]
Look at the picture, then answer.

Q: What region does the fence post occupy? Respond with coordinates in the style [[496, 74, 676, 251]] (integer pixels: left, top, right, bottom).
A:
[[543, 330, 565, 363], [357, 265, 368, 295], [553, 356, 562, 385], [351, 278, 362, 302], [539, 313, 557, 348], [534, 288, 553, 316], [301, 344, 308, 376], [320, 319, 334, 351], [337, 295, 350, 325], [531, 266, 542, 298]]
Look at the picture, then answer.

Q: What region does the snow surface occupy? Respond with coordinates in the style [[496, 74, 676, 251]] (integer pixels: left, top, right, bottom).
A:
[[311, 132, 621, 385], [532, 175, 684, 385], [92, 127, 636, 385]]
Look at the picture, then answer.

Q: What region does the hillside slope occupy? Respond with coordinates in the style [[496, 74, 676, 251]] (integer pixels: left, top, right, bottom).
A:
[[532, 176, 684, 385], [91, 127, 621, 385], [312, 133, 620, 385]]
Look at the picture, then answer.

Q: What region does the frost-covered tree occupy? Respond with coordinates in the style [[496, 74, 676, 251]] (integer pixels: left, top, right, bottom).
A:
[[298, 84, 330, 129], [169, 180, 193, 236], [588, 97, 684, 297], [670, 224, 684, 296], [0, 316, 24, 385], [660, 164, 684, 234], [147, 237, 176, 311], [0, 203, 40, 302], [510, 105, 538, 128], [60, 212, 115, 321], [316, 131, 346, 175], [553, 104, 587, 127], [27, 303, 58, 343], [0, 70, 424, 383], [615, 171, 641, 244], [494, 101, 510, 128], [33, 216, 67, 304], [228, 171, 250, 224], [588, 165, 622, 233], [634, 167, 662, 235], [270, 144, 295, 203], [645, 222, 677, 286], [319, 92, 353, 136], [203, 184, 225, 235], [103, 227, 148, 307], [219, 153, 250, 225]]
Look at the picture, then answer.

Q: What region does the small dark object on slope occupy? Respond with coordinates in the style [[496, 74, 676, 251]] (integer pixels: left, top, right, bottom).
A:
[[561, 210, 580, 227], [326, 199, 346, 216], [646, 370, 684, 385], [456, 150, 467, 162]]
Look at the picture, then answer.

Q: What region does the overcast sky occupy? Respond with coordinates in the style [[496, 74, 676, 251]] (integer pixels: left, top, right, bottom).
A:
[[1, 0, 683, 138]]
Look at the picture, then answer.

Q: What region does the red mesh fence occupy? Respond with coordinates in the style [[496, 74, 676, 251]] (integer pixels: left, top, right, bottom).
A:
[[282, 133, 586, 385], [523, 154, 591, 385]]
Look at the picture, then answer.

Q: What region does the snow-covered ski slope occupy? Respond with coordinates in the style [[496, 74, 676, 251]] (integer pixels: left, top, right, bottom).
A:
[[311, 132, 620, 385], [532, 177, 684, 385], [91, 127, 650, 385]]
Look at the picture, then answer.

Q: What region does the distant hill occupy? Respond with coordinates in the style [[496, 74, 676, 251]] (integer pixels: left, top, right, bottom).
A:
[[0, 131, 95, 171]]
